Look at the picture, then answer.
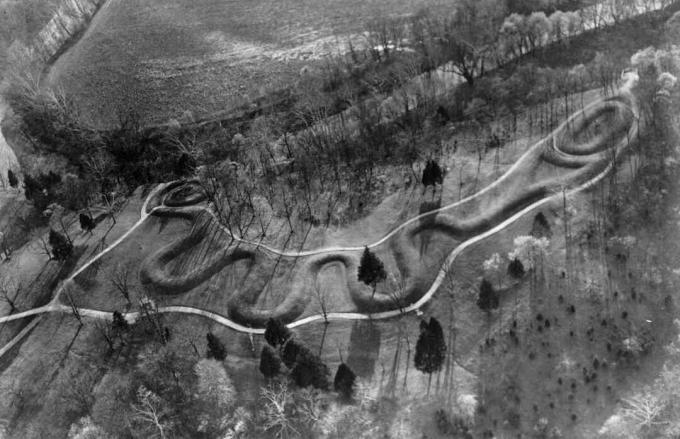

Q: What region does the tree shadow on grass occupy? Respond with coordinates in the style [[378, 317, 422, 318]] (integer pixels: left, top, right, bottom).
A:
[[418, 196, 442, 256], [346, 320, 381, 379]]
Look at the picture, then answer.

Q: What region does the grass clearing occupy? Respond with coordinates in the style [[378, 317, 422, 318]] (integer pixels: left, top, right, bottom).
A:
[[47, 0, 453, 126]]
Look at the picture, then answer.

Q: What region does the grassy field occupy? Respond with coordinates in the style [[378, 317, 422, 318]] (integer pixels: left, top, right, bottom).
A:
[[46, 0, 452, 127]]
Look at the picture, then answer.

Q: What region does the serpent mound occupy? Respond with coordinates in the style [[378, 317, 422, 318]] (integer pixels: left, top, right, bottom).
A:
[[135, 91, 638, 329]]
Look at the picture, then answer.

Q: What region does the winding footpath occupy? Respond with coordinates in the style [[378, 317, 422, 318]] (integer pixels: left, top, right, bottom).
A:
[[0, 74, 640, 359]]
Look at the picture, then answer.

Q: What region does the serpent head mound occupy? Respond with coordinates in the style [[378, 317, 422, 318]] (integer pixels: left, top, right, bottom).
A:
[[163, 180, 206, 207]]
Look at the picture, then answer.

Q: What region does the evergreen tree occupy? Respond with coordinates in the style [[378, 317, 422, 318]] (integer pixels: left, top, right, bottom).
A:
[[291, 349, 330, 390], [259, 345, 281, 378], [48, 229, 73, 261], [334, 363, 356, 400], [477, 278, 500, 313], [206, 332, 227, 361], [508, 257, 525, 278], [281, 338, 303, 369], [422, 159, 444, 188], [422, 160, 434, 187], [112, 310, 129, 332], [431, 160, 444, 185], [414, 317, 447, 394], [7, 169, 18, 188], [264, 318, 292, 347], [79, 213, 95, 232], [531, 212, 552, 238], [357, 246, 387, 294]]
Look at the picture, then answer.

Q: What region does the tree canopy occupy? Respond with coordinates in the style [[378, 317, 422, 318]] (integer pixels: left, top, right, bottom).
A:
[[264, 318, 292, 347], [259, 345, 281, 379], [334, 363, 357, 400], [422, 159, 444, 187], [7, 169, 18, 188], [49, 229, 73, 261], [414, 317, 447, 375], [477, 278, 500, 313], [508, 257, 526, 278], [357, 246, 387, 292], [79, 213, 95, 232], [206, 332, 227, 361]]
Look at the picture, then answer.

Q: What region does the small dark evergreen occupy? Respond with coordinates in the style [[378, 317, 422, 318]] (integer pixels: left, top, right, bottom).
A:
[[7, 169, 18, 188], [334, 363, 356, 400], [357, 246, 387, 294], [422, 159, 444, 188], [281, 339, 304, 369], [206, 332, 227, 361], [531, 212, 552, 238], [259, 345, 281, 378], [264, 318, 292, 347], [414, 317, 447, 376], [507, 258, 525, 278], [112, 311, 129, 332], [291, 349, 330, 389], [48, 229, 73, 261], [477, 279, 500, 313], [79, 213, 96, 232]]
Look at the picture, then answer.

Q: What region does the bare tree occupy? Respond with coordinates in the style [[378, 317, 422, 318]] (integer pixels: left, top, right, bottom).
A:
[[261, 381, 298, 439], [131, 385, 172, 439], [388, 271, 408, 313], [139, 296, 167, 344], [110, 262, 133, 306], [313, 279, 329, 323], [0, 276, 21, 313], [63, 285, 82, 326]]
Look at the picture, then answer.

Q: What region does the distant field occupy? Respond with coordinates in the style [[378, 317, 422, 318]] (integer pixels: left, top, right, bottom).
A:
[[47, 0, 451, 126]]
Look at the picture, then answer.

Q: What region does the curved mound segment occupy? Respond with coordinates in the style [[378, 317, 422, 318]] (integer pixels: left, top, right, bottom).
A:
[[140, 211, 257, 295], [344, 93, 637, 313], [164, 181, 206, 207], [226, 266, 311, 327], [542, 97, 636, 169]]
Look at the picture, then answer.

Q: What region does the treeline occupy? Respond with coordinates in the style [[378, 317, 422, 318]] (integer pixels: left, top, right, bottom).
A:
[[5, 78, 199, 211]]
